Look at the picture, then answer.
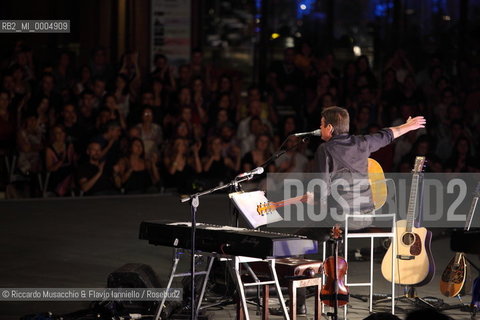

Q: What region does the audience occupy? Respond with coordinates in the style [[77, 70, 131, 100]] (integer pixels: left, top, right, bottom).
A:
[[1, 39, 479, 198]]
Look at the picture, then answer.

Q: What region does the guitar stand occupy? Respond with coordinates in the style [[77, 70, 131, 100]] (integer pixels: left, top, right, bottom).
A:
[[437, 295, 471, 312], [374, 286, 436, 312]]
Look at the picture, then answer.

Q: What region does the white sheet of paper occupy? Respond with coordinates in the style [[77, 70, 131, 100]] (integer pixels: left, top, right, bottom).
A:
[[229, 191, 283, 228]]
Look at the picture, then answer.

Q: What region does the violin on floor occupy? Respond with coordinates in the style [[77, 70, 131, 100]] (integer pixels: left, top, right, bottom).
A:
[[320, 225, 349, 320]]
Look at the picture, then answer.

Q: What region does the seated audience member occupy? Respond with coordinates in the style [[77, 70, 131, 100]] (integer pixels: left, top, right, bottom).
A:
[[113, 138, 160, 194], [135, 106, 163, 159], [30, 95, 54, 132], [274, 116, 298, 148], [119, 126, 141, 155], [0, 90, 16, 153], [207, 108, 232, 137], [241, 133, 275, 173], [45, 125, 76, 196], [176, 64, 192, 88], [237, 100, 272, 141], [446, 136, 478, 172], [400, 134, 433, 168], [171, 119, 195, 143], [104, 94, 127, 129], [202, 136, 238, 187], [179, 106, 203, 140], [150, 53, 176, 93], [240, 116, 269, 156], [274, 136, 308, 173], [163, 138, 201, 193], [91, 77, 107, 109], [59, 104, 83, 151], [92, 120, 122, 167], [77, 141, 118, 196], [379, 68, 402, 108], [218, 124, 241, 166], [352, 105, 372, 135], [191, 77, 210, 124], [112, 73, 131, 117], [151, 77, 168, 110], [35, 73, 62, 113], [77, 89, 97, 141], [17, 113, 44, 175], [73, 65, 92, 96], [10, 63, 31, 97], [95, 108, 114, 133], [208, 92, 236, 126]]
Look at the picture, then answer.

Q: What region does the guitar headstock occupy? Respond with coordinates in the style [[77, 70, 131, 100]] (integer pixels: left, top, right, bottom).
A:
[[257, 202, 274, 216], [412, 156, 426, 173], [330, 224, 343, 240]]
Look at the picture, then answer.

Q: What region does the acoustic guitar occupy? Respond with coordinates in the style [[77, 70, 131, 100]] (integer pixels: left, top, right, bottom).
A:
[[439, 182, 480, 297], [381, 156, 435, 286], [256, 158, 387, 215]]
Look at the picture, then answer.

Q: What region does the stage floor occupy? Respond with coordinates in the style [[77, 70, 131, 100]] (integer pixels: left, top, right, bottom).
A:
[[0, 194, 476, 320]]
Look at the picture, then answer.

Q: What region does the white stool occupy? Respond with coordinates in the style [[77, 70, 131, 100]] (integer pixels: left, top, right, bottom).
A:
[[344, 213, 397, 316]]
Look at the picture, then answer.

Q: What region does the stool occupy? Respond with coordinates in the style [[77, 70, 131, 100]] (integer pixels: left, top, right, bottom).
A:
[[248, 258, 323, 320], [233, 257, 289, 320], [289, 276, 322, 320]]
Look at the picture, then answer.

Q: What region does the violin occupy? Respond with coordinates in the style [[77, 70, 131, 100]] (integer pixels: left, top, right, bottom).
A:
[[320, 225, 349, 319]]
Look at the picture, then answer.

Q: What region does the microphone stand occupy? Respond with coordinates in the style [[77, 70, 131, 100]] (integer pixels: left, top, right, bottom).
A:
[[180, 172, 262, 319], [259, 135, 310, 169]]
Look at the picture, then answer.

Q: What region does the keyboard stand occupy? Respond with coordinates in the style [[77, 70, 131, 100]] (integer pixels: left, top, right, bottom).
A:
[[230, 256, 290, 320], [155, 249, 290, 320], [155, 248, 215, 320]]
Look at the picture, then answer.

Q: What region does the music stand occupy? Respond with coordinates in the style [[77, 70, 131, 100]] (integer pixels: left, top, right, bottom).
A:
[[229, 190, 283, 229]]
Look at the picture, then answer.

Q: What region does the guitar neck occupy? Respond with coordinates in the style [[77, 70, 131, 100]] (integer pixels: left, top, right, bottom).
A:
[[406, 173, 420, 232], [405, 156, 426, 232], [272, 193, 309, 209]]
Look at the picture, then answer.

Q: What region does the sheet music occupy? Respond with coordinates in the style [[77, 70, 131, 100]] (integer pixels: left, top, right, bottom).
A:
[[229, 191, 283, 228]]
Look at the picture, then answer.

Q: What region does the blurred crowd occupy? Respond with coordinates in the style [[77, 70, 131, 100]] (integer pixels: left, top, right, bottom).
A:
[[1, 40, 480, 198]]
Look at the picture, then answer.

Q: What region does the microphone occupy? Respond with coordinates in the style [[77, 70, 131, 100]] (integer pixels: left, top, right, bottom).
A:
[[293, 129, 321, 137], [236, 167, 265, 178]]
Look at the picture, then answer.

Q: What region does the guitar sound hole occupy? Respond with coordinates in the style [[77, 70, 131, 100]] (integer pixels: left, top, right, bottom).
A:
[[402, 233, 415, 246]]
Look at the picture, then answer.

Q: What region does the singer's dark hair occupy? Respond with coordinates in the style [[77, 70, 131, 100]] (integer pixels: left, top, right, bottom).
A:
[[321, 106, 349, 135]]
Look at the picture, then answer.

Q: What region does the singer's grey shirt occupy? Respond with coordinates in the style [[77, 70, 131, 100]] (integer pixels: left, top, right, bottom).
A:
[[313, 128, 394, 228]]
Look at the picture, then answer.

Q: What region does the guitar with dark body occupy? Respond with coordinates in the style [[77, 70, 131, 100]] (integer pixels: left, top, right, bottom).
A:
[[440, 183, 480, 297]]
